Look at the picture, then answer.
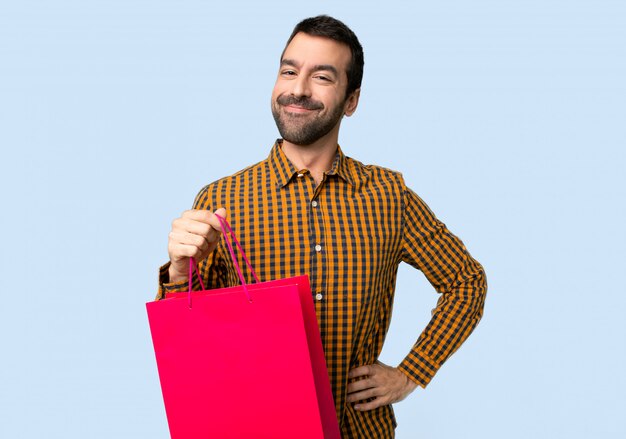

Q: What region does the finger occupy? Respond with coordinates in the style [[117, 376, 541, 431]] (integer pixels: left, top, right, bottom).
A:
[[169, 243, 206, 261], [181, 209, 214, 223], [354, 397, 387, 411], [177, 209, 228, 239], [181, 208, 227, 230], [173, 220, 218, 245], [169, 231, 210, 252], [348, 365, 372, 379], [346, 387, 380, 403], [347, 378, 375, 394]]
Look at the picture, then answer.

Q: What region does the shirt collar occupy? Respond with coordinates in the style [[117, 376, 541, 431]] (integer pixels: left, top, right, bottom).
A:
[[269, 139, 354, 188]]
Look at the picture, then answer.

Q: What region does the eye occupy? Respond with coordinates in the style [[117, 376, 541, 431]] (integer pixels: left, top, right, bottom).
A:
[[315, 75, 331, 82], [281, 69, 297, 77]]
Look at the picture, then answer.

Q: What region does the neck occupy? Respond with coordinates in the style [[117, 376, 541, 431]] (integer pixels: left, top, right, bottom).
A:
[[281, 130, 339, 185]]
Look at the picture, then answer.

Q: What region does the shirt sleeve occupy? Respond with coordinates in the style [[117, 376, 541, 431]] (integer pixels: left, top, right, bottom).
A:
[[155, 251, 227, 300], [397, 187, 487, 387], [155, 185, 229, 300]]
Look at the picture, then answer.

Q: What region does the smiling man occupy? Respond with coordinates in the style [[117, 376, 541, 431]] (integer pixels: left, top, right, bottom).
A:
[[159, 15, 487, 438]]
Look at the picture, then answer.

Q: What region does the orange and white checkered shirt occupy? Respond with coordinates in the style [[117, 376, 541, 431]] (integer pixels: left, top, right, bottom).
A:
[[158, 140, 487, 438]]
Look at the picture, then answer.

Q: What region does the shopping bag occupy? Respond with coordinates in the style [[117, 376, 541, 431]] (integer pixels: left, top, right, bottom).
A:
[[146, 215, 341, 439]]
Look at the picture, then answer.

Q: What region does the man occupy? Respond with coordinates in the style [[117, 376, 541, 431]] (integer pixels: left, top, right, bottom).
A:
[[158, 15, 487, 438]]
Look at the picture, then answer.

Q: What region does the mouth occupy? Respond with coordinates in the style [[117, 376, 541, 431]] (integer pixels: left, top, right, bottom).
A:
[[284, 104, 317, 114], [276, 95, 324, 114]]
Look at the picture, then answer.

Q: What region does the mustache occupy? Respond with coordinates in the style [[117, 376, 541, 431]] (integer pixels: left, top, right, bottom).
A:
[[277, 95, 324, 111]]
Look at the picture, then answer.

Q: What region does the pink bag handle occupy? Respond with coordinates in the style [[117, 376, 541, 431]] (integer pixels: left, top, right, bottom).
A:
[[215, 214, 260, 284], [187, 213, 259, 307], [187, 257, 206, 309]]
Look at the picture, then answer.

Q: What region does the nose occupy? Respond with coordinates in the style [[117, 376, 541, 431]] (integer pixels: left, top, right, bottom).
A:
[[291, 75, 311, 98]]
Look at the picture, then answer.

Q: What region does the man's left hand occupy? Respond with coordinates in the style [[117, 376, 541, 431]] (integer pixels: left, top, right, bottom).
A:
[[346, 362, 418, 411]]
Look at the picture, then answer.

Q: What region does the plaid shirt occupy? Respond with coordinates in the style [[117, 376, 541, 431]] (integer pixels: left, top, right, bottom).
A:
[[158, 140, 487, 437]]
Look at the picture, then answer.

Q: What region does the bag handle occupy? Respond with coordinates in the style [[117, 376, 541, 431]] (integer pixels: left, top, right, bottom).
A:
[[215, 214, 260, 284], [187, 213, 258, 307], [187, 257, 205, 309]]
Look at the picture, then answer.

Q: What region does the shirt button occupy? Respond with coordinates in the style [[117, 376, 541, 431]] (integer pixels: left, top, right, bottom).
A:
[[315, 293, 323, 301], [311, 200, 318, 207], [297, 173, 304, 178], [314, 244, 322, 252]]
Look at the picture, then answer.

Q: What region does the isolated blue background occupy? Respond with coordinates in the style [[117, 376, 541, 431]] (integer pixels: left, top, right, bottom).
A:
[[1, 1, 624, 438]]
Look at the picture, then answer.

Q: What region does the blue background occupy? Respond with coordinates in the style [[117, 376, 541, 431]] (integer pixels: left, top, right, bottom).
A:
[[1, 1, 624, 437]]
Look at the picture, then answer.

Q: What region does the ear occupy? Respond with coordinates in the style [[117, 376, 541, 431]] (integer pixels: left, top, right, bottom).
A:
[[343, 88, 361, 117]]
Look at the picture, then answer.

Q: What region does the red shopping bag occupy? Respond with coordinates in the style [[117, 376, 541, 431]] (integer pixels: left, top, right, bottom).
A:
[[146, 215, 340, 439]]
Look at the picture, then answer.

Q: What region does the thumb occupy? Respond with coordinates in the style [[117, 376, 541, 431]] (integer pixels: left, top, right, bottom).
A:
[[213, 207, 227, 221], [212, 208, 228, 232]]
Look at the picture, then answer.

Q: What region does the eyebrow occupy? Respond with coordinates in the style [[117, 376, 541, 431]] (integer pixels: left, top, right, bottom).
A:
[[281, 59, 339, 77]]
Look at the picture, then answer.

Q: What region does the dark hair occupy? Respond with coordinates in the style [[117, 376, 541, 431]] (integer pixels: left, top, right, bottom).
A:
[[283, 15, 364, 97]]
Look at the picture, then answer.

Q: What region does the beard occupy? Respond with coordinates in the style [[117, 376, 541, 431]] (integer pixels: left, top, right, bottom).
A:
[[271, 94, 345, 146]]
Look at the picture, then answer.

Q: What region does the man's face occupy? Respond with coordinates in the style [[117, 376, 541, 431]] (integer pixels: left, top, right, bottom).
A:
[[271, 32, 355, 146]]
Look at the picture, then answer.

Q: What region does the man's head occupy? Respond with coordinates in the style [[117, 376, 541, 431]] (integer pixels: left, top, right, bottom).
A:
[[283, 15, 364, 98], [271, 15, 364, 146]]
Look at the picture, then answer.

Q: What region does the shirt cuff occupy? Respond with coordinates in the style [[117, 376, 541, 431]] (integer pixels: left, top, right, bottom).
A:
[[398, 349, 441, 388], [156, 262, 190, 300]]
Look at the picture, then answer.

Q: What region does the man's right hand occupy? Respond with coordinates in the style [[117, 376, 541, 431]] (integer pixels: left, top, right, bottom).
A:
[[167, 208, 227, 283]]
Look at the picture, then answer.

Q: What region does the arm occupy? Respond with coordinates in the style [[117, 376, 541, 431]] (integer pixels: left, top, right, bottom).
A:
[[156, 235, 227, 300], [156, 184, 229, 299], [397, 187, 487, 387], [347, 187, 487, 409], [156, 207, 227, 300]]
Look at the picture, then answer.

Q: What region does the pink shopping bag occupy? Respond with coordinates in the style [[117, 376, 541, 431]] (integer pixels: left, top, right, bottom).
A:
[[147, 215, 341, 439]]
